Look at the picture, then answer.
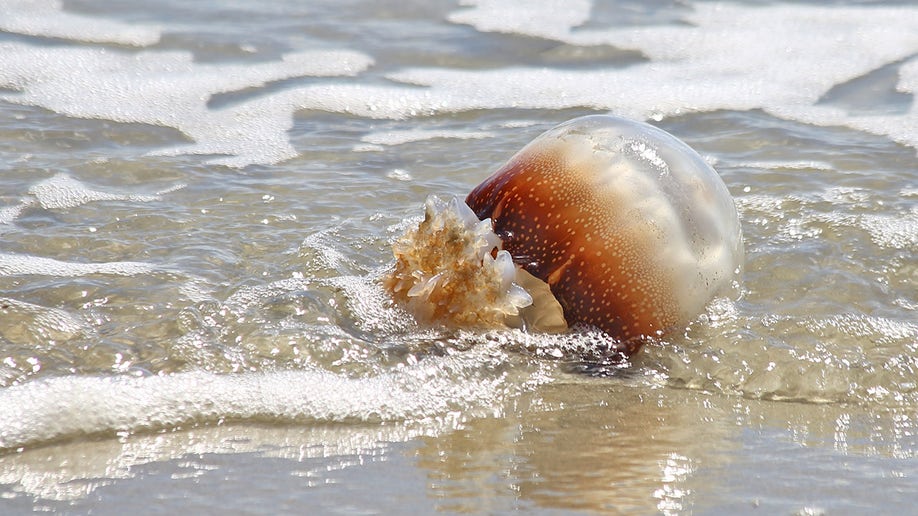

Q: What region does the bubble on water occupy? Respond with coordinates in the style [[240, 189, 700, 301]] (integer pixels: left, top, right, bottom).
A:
[[0, 342, 522, 451], [0, 199, 34, 225], [646, 309, 918, 407], [359, 128, 495, 147], [385, 169, 413, 181], [1, 3, 915, 168], [0, 298, 87, 348], [27, 173, 179, 210], [0, 253, 154, 277], [734, 160, 835, 172], [220, 277, 313, 317], [736, 185, 918, 251], [300, 227, 359, 274], [0, 0, 161, 46], [432, 2, 918, 151], [804, 314, 918, 347], [859, 212, 918, 250], [0, 43, 373, 168], [449, 0, 591, 41], [0, 173, 186, 226], [326, 273, 419, 336]]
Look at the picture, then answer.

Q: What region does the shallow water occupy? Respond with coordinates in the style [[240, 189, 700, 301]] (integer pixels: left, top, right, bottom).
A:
[[0, 0, 916, 513]]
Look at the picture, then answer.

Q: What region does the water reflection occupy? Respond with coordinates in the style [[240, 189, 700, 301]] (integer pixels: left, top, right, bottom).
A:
[[414, 380, 735, 514], [1, 380, 918, 512], [412, 378, 918, 513]]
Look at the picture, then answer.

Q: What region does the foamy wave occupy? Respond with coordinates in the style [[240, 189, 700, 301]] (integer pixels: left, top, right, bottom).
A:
[[0, 348, 515, 450], [449, 0, 591, 41], [0, 298, 87, 347], [645, 310, 918, 406], [440, 2, 918, 150], [736, 188, 918, 250], [0, 43, 374, 167], [2, 2, 914, 167], [27, 173, 179, 210], [2, 2, 915, 169], [0, 199, 33, 225], [1, 174, 183, 225], [0, 0, 160, 46], [734, 160, 835, 171], [438, 2, 918, 146], [857, 212, 918, 251], [0, 253, 154, 277], [359, 128, 495, 147]]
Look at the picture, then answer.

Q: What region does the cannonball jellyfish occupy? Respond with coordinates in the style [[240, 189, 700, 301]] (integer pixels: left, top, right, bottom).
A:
[[386, 115, 743, 357]]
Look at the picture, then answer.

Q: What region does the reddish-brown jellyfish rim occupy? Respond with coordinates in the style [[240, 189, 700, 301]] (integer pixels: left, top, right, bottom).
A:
[[465, 115, 743, 356]]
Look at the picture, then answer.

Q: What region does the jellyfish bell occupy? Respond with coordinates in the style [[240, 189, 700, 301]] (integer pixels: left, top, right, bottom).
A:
[[386, 115, 743, 357], [466, 115, 744, 352]]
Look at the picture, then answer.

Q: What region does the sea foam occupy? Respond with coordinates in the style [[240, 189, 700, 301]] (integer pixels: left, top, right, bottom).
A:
[[0, 0, 160, 46], [432, 2, 918, 150], [0, 254, 154, 277], [1, 1, 915, 169], [0, 348, 516, 451]]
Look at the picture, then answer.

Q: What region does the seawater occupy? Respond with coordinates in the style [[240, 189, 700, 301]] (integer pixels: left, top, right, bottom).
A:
[[0, 0, 916, 513]]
